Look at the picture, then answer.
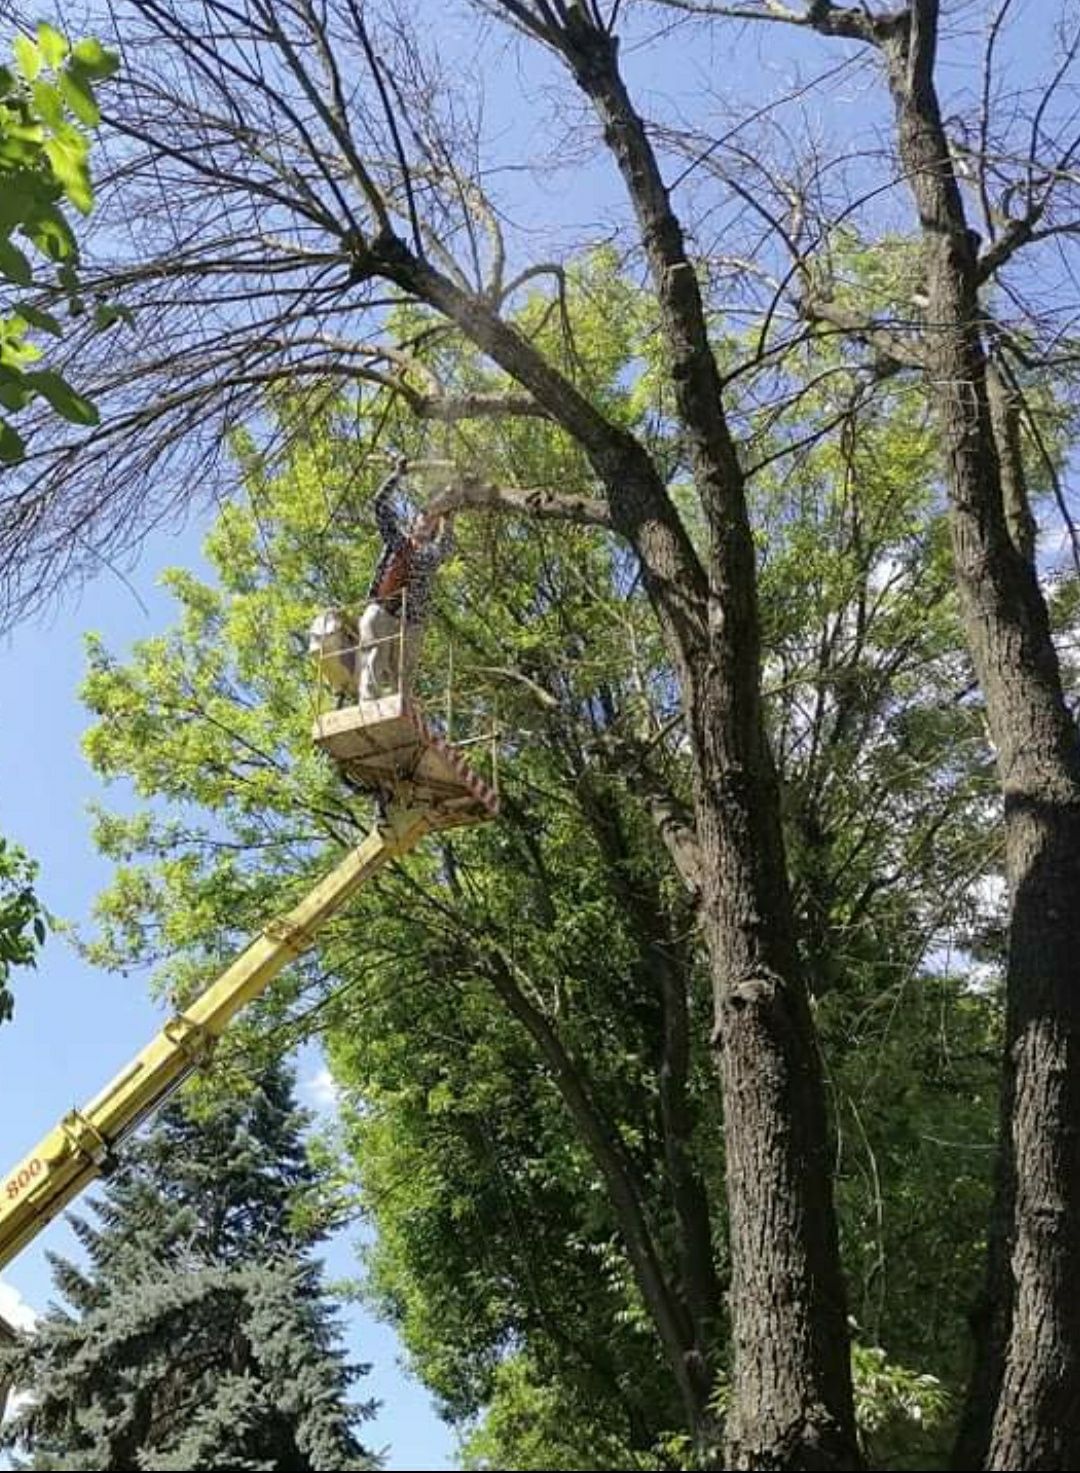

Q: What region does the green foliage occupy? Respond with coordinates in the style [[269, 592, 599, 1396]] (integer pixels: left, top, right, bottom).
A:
[[827, 971, 999, 1405], [0, 23, 118, 459], [656, 1344, 950, 1473], [0, 1062, 374, 1470], [71, 251, 1009, 1465], [460, 1353, 643, 1470], [0, 831, 45, 1024], [852, 1342, 951, 1470], [75, 266, 713, 1455]]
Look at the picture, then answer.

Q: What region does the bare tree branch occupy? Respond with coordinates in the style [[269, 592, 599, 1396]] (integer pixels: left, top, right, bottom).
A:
[[428, 476, 611, 526]]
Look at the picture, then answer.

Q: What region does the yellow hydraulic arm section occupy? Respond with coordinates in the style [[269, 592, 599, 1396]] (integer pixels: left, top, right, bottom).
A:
[[0, 806, 432, 1277]]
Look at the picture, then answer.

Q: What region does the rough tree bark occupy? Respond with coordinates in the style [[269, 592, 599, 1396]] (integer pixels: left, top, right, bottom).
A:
[[776, 3, 1080, 1465], [443, 9, 860, 1466]]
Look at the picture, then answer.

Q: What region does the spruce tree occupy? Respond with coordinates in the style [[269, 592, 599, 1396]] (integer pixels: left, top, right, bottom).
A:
[[0, 1061, 373, 1470]]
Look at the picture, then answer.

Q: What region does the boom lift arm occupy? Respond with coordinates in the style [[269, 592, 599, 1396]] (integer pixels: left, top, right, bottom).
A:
[[0, 806, 432, 1280], [1, 585, 499, 1418]]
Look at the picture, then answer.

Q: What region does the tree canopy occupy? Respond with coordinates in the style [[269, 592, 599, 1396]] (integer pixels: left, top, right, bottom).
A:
[[71, 258, 1012, 1465], [0, 23, 116, 463]]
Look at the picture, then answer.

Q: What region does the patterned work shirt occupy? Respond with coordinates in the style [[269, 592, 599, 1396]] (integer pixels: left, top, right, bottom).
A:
[[367, 470, 455, 626]]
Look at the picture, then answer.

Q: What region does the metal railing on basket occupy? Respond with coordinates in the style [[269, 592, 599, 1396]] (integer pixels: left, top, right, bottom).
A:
[[309, 591, 501, 800]]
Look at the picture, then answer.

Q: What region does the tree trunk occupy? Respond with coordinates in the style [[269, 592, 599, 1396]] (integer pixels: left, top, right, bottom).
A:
[[483, 945, 713, 1436], [694, 669, 857, 1472], [879, 8, 1080, 1466], [562, 25, 860, 1463], [576, 773, 724, 1371], [363, 10, 862, 1455]]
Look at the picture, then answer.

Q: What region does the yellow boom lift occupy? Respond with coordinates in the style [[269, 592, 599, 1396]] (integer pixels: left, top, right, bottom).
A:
[[0, 605, 498, 1415]]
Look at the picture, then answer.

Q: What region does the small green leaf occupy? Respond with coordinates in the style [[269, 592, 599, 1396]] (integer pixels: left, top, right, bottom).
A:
[[37, 22, 70, 67], [71, 38, 119, 80], [0, 375, 34, 413], [59, 69, 100, 127], [44, 133, 93, 214], [0, 327, 42, 370], [0, 139, 29, 170], [13, 34, 42, 82], [26, 368, 99, 425], [0, 418, 27, 463], [33, 916, 46, 944], [93, 302, 135, 331], [1, 119, 46, 146], [24, 207, 78, 263], [0, 238, 34, 286], [20, 303, 65, 337], [32, 78, 65, 129]]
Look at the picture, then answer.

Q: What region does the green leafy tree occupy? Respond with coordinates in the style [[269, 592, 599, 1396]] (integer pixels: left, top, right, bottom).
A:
[[0, 22, 117, 462], [5, 5, 1080, 1461], [68, 257, 1010, 1465], [1, 22, 115, 1023], [0, 1062, 374, 1470], [0, 831, 44, 1024]]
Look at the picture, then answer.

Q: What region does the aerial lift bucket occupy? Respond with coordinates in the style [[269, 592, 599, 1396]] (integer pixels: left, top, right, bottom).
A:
[[0, 592, 499, 1428], [309, 596, 499, 826]]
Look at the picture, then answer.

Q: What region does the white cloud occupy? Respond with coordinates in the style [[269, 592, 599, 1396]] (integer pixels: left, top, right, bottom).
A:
[[0, 1281, 36, 1335], [301, 1066, 340, 1113]]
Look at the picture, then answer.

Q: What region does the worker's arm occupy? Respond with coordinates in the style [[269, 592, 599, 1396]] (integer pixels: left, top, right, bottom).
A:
[[410, 516, 455, 576], [372, 463, 408, 546], [0, 808, 433, 1277], [403, 519, 454, 627]]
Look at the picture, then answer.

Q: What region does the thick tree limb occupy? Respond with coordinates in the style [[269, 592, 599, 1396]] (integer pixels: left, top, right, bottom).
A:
[[976, 208, 1046, 283], [409, 392, 550, 423], [638, 780, 705, 901], [799, 292, 926, 371], [359, 229, 711, 665], [656, 0, 904, 44], [426, 476, 611, 528], [588, 724, 705, 899]]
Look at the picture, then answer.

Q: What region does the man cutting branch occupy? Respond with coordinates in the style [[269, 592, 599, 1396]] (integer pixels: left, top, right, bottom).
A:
[[358, 457, 456, 702]]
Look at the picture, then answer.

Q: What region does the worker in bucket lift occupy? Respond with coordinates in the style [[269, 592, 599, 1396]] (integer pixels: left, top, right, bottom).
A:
[[359, 457, 455, 703]]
